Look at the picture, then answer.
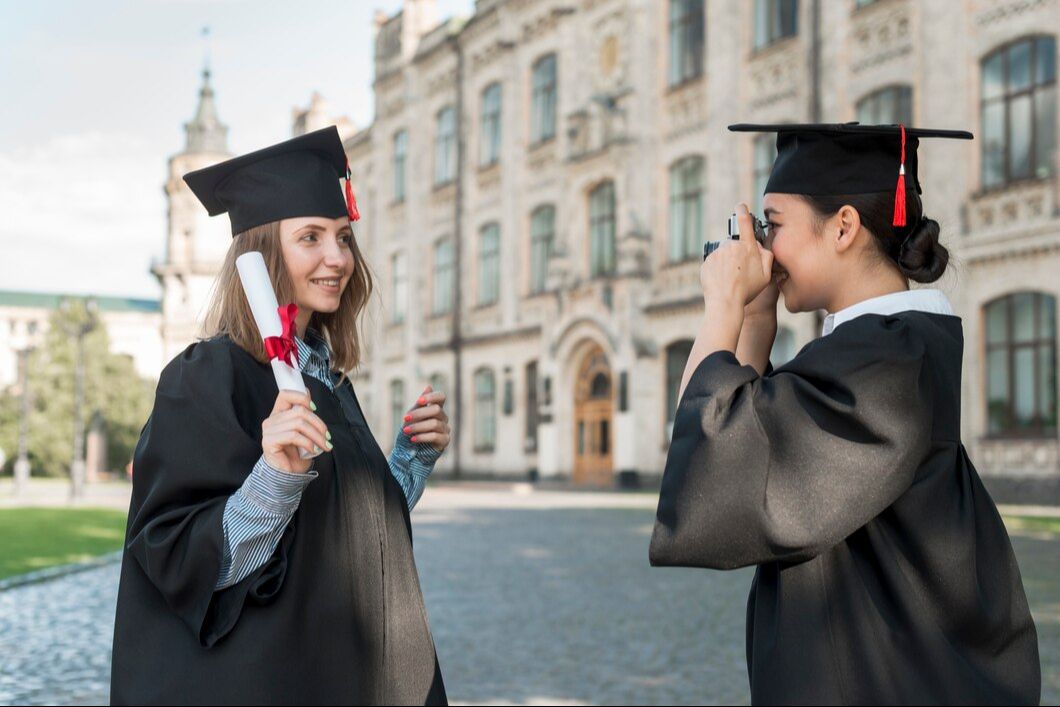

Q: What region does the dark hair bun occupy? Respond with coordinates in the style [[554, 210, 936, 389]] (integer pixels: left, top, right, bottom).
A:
[[897, 217, 948, 283]]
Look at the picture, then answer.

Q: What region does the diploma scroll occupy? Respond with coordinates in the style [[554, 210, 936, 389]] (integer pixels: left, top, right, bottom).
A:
[[236, 251, 320, 460]]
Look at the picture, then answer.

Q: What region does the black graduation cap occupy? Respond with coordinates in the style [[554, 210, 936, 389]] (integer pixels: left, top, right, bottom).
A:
[[728, 122, 973, 227], [183, 125, 360, 236]]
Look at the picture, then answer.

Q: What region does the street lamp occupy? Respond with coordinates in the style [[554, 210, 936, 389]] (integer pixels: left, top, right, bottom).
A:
[[58, 296, 99, 502]]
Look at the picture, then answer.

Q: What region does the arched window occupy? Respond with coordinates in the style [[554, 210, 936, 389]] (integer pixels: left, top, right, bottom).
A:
[[754, 0, 797, 49], [669, 156, 704, 262], [474, 368, 497, 451], [531, 54, 557, 144], [981, 36, 1056, 189], [480, 83, 502, 167], [434, 105, 456, 186], [478, 223, 501, 306], [589, 180, 617, 277], [529, 205, 555, 294], [668, 0, 704, 86], [429, 373, 447, 396], [665, 340, 694, 441], [433, 238, 454, 315], [984, 292, 1057, 437], [856, 84, 913, 126]]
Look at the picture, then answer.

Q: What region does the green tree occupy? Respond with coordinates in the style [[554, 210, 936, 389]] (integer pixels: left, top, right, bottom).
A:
[[0, 299, 155, 479]]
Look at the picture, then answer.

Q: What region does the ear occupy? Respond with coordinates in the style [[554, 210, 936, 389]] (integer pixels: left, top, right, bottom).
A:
[[833, 205, 863, 255]]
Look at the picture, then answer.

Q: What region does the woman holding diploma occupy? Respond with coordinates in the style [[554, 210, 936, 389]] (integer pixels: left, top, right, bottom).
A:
[[649, 123, 1040, 705], [111, 127, 448, 705]]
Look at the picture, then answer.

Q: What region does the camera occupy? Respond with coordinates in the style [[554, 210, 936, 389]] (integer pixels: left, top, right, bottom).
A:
[[703, 213, 769, 260]]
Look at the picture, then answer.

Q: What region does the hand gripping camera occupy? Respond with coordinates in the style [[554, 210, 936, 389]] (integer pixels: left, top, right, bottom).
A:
[[703, 213, 769, 260]]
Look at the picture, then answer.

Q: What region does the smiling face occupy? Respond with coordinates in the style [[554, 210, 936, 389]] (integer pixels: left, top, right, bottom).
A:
[[279, 216, 355, 319], [763, 193, 860, 314]]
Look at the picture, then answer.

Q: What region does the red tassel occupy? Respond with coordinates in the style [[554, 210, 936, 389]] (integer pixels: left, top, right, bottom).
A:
[[893, 124, 907, 227], [344, 158, 360, 222]]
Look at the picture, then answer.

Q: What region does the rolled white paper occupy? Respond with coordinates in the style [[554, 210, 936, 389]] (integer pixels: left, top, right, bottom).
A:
[[235, 251, 320, 460]]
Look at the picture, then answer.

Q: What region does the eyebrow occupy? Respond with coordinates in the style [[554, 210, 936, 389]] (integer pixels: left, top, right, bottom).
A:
[[296, 224, 353, 235], [763, 208, 782, 218]]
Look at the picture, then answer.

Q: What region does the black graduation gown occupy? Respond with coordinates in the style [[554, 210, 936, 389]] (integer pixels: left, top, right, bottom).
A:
[[110, 335, 446, 706], [649, 311, 1041, 705]]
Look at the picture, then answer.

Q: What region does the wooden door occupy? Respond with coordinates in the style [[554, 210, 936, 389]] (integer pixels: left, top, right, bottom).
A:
[[573, 345, 613, 486]]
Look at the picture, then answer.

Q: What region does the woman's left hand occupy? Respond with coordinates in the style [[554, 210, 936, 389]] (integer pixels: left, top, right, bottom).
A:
[[401, 386, 450, 453]]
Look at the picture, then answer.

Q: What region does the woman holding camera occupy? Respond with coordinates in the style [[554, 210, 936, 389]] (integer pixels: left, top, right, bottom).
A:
[[650, 123, 1040, 705]]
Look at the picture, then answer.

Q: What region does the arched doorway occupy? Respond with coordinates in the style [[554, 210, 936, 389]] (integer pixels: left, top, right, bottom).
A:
[[573, 343, 613, 486]]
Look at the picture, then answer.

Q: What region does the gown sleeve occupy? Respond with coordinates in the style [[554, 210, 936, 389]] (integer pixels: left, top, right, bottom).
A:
[[649, 315, 933, 570], [125, 339, 294, 647]]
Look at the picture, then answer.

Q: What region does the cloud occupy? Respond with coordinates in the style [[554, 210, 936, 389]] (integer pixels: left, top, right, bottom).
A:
[[0, 132, 166, 298]]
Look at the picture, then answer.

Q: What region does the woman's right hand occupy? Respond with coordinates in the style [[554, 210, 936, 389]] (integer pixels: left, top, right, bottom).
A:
[[261, 390, 330, 474]]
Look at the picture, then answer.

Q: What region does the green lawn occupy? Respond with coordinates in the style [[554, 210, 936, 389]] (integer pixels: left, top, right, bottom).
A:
[[1003, 514, 1060, 535], [0, 507, 128, 580], [0, 505, 1055, 582]]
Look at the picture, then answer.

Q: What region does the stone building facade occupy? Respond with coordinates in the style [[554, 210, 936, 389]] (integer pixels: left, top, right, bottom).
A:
[[340, 0, 1059, 489]]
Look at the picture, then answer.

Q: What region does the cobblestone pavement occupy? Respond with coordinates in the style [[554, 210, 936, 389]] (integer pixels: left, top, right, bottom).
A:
[[0, 488, 1056, 705]]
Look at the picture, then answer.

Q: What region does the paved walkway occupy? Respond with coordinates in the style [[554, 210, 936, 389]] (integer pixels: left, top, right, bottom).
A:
[[0, 485, 1055, 704]]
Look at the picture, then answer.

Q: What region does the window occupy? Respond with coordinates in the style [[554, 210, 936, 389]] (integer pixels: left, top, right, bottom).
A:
[[770, 326, 796, 367], [429, 372, 447, 395], [531, 54, 557, 145], [668, 0, 704, 86], [754, 0, 798, 49], [529, 205, 555, 294], [474, 368, 497, 451], [753, 134, 775, 217], [526, 361, 539, 451], [478, 222, 500, 306], [665, 340, 693, 441], [981, 36, 1056, 189], [480, 83, 502, 167], [393, 130, 407, 202], [434, 106, 456, 186], [391, 251, 407, 324], [390, 379, 406, 442], [984, 292, 1057, 437], [433, 239, 454, 315], [669, 156, 704, 262], [856, 85, 913, 126], [589, 180, 617, 277]]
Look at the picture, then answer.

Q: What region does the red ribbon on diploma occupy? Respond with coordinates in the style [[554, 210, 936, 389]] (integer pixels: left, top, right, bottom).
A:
[[263, 303, 300, 368]]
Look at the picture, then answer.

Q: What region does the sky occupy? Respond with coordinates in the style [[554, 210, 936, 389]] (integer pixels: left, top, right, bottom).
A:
[[0, 0, 473, 301]]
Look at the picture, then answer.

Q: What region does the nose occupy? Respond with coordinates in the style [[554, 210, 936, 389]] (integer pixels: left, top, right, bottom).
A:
[[321, 237, 346, 265]]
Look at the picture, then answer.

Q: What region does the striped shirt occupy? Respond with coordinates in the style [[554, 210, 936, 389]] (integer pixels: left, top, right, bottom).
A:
[[214, 327, 442, 590]]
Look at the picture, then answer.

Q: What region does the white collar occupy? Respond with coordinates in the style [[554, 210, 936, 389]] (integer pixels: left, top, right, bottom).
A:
[[821, 289, 955, 336]]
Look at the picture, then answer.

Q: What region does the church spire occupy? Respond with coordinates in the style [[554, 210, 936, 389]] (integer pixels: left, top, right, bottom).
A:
[[183, 35, 228, 155]]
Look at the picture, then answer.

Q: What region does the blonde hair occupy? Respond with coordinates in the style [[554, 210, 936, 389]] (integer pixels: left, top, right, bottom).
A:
[[199, 219, 374, 390]]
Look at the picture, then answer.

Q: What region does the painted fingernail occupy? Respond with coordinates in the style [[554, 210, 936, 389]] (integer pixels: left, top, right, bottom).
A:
[[411, 435, 418, 442], [404, 414, 412, 422], [314, 445, 322, 454], [325, 441, 333, 450], [403, 426, 411, 434], [326, 430, 332, 441], [310, 401, 317, 411], [417, 396, 426, 405]]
